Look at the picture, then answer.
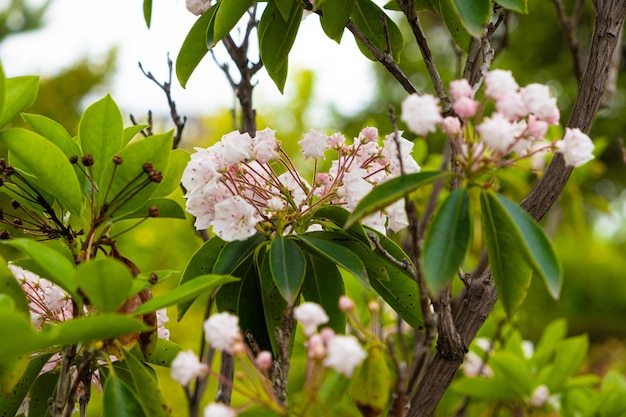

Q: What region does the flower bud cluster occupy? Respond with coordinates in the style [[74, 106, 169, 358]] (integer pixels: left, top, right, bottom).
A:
[[182, 127, 421, 241]]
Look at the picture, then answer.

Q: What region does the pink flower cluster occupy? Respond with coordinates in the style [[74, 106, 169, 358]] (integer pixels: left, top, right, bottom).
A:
[[400, 70, 595, 169], [182, 127, 420, 241]]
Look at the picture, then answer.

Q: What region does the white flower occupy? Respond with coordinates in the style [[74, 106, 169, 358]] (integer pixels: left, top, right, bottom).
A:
[[338, 167, 373, 210], [252, 128, 279, 163], [203, 312, 242, 354], [495, 91, 527, 120], [181, 147, 222, 194], [277, 172, 310, 206], [442, 116, 462, 137], [323, 335, 367, 377], [204, 403, 237, 417], [294, 302, 329, 336], [186, 0, 211, 15], [401, 94, 443, 136], [449, 79, 473, 100], [530, 384, 550, 407], [479, 113, 518, 153], [171, 350, 206, 386], [385, 199, 409, 232], [212, 196, 260, 241], [157, 308, 170, 340], [299, 129, 328, 159], [382, 132, 421, 175], [266, 196, 286, 211], [521, 84, 558, 120], [555, 128, 594, 167], [485, 69, 519, 99], [219, 131, 252, 166], [462, 351, 493, 377]]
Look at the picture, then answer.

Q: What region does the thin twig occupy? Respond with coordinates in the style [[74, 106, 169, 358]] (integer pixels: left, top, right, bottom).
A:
[[552, 0, 586, 81]]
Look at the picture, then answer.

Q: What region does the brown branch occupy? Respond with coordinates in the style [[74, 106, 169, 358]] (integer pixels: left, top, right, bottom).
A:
[[405, 1, 626, 415], [552, 0, 586, 81]]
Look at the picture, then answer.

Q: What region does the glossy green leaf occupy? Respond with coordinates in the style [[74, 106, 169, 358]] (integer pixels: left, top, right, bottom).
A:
[[270, 236, 306, 305], [349, 344, 391, 414], [21, 113, 80, 160], [0, 63, 5, 120], [237, 263, 273, 353], [345, 171, 445, 228], [350, 0, 404, 61], [0, 353, 50, 410], [452, 0, 490, 38], [258, 1, 302, 92], [320, 0, 355, 41], [0, 261, 28, 315], [119, 197, 185, 220], [497, 194, 563, 299], [298, 234, 369, 289], [438, 0, 472, 50], [214, 0, 254, 42], [123, 124, 149, 145], [100, 130, 173, 218], [0, 76, 38, 128], [27, 369, 57, 417], [274, 0, 294, 20], [301, 255, 346, 334], [178, 236, 226, 320], [368, 228, 416, 281], [153, 149, 190, 198], [0, 310, 44, 359], [370, 269, 422, 328], [79, 94, 124, 191], [103, 372, 146, 417], [133, 274, 238, 316], [2, 239, 78, 298], [145, 339, 183, 367], [489, 352, 532, 396], [143, 0, 152, 27], [124, 351, 172, 416], [312, 205, 370, 244], [213, 233, 266, 274], [451, 376, 515, 400], [257, 247, 288, 355], [177, 5, 219, 87], [480, 190, 532, 317], [497, 0, 527, 13], [383, 0, 437, 11], [548, 335, 588, 391], [77, 258, 134, 313], [46, 314, 148, 348], [531, 318, 567, 369], [0, 128, 83, 215], [423, 188, 471, 294]]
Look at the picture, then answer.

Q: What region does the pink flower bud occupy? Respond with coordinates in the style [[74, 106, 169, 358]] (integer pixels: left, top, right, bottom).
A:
[[338, 295, 355, 312]]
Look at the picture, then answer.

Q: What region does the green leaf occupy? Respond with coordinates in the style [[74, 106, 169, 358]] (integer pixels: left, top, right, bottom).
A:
[[124, 351, 172, 416], [177, 5, 219, 88], [46, 314, 148, 348], [0, 76, 38, 128], [496, 194, 563, 299], [531, 318, 567, 369], [213, 0, 254, 42], [274, 0, 294, 20], [213, 233, 266, 274], [298, 234, 369, 289], [0, 353, 50, 410], [350, 0, 404, 61], [28, 370, 57, 417], [0, 63, 5, 121], [349, 344, 391, 414], [133, 274, 239, 316], [452, 376, 515, 400], [258, 1, 302, 92], [548, 335, 588, 391], [76, 258, 134, 313], [312, 206, 370, 244], [123, 124, 149, 145], [496, 0, 527, 13], [301, 255, 346, 334], [489, 352, 532, 396], [0, 310, 43, 359], [269, 236, 306, 305], [21, 113, 81, 160], [370, 270, 422, 328], [0, 260, 29, 315], [345, 171, 445, 228], [0, 128, 83, 215], [178, 236, 226, 320], [437, 0, 473, 50], [143, 0, 153, 27], [119, 197, 186, 220], [320, 0, 355, 42], [237, 263, 273, 353], [257, 247, 288, 355], [480, 190, 533, 317], [100, 130, 173, 218], [423, 188, 471, 294], [368, 228, 416, 281], [144, 338, 183, 367], [103, 372, 146, 417], [2, 239, 78, 298], [79, 94, 124, 191], [152, 149, 190, 198], [452, 0, 490, 38]]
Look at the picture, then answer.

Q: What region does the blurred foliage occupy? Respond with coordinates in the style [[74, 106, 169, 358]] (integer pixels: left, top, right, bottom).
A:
[[0, 0, 49, 42]]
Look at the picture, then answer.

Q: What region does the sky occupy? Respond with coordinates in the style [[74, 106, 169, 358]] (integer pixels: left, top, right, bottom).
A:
[[0, 0, 375, 120]]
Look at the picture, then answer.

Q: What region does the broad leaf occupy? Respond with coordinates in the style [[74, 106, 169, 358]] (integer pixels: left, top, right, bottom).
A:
[[46, 314, 148, 348], [77, 258, 134, 313], [2, 239, 78, 298], [269, 236, 306, 305], [119, 197, 186, 220], [0, 353, 50, 409], [145, 339, 183, 367], [152, 149, 190, 198], [237, 263, 273, 353], [103, 372, 146, 417], [178, 236, 227, 320], [27, 370, 58, 417], [133, 274, 238, 316], [345, 171, 445, 228], [489, 352, 532, 396], [274, 0, 294, 20], [370, 271, 422, 328], [497, 194, 562, 299], [124, 351, 172, 416], [0, 128, 83, 215], [298, 234, 369, 289], [213, 0, 254, 42], [0, 260, 29, 315], [258, 1, 302, 92], [497, 0, 528, 13], [351, 0, 404, 61], [320, 0, 355, 42], [312, 205, 370, 244], [301, 255, 346, 334], [0, 76, 38, 128], [123, 124, 149, 145], [531, 318, 567, 369], [438, 0, 472, 50], [423, 188, 471, 294], [213, 233, 266, 274], [21, 113, 80, 160], [480, 190, 532, 316], [349, 344, 391, 414], [178, 5, 219, 87], [257, 247, 288, 355], [548, 335, 588, 391], [452, 0, 490, 38], [0, 63, 5, 121], [79, 94, 124, 191], [143, 0, 153, 27]]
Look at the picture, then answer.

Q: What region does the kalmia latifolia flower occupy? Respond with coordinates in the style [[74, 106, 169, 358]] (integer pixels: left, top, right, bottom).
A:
[[203, 312, 242, 354], [294, 302, 329, 336], [400, 94, 443, 136], [204, 403, 238, 417], [171, 350, 207, 386], [555, 128, 594, 167], [186, 0, 211, 15], [323, 335, 367, 377]]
